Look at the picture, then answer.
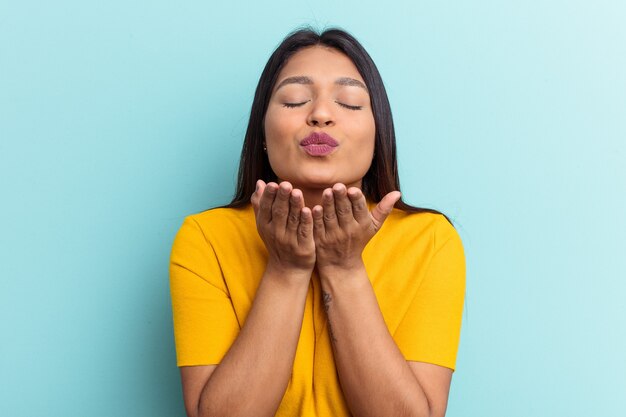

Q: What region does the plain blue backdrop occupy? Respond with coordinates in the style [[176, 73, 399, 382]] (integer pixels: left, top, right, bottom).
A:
[[1, 1, 624, 416]]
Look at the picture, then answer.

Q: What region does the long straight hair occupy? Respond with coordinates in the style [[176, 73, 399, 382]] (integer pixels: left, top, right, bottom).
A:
[[223, 27, 445, 218]]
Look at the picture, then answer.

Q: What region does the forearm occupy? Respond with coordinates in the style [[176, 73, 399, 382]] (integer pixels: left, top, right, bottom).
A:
[[198, 268, 310, 417], [320, 263, 431, 417]]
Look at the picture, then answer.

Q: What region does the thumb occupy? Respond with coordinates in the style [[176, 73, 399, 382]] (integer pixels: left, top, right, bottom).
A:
[[251, 180, 266, 213], [370, 191, 401, 230]]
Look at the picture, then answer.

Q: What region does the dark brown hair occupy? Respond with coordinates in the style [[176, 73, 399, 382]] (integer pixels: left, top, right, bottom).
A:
[[224, 27, 445, 218]]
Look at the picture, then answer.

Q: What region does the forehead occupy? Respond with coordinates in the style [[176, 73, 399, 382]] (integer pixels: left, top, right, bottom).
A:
[[275, 46, 365, 85]]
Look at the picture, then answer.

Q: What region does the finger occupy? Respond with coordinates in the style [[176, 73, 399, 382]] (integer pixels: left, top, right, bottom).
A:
[[371, 191, 402, 230], [258, 182, 278, 224], [271, 181, 293, 228], [321, 188, 339, 231], [332, 183, 353, 227], [347, 187, 370, 224], [298, 206, 313, 246], [251, 179, 266, 214], [286, 188, 304, 233], [312, 205, 325, 241]]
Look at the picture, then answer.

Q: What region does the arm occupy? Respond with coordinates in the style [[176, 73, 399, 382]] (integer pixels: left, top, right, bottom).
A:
[[312, 184, 453, 417], [318, 264, 452, 417], [183, 267, 311, 417], [179, 181, 316, 417]]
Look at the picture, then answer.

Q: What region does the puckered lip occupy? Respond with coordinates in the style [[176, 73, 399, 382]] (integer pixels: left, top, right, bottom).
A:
[[299, 132, 339, 147]]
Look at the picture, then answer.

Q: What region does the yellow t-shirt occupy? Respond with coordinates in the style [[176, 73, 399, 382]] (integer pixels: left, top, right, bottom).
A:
[[169, 204, 465, 416]]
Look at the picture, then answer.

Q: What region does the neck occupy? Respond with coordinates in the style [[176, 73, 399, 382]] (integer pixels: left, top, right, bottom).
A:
[[299, 187, 325, 208]]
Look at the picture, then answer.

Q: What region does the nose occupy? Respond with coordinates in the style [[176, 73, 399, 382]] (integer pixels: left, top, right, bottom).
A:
[[306, 99, 335, 127]]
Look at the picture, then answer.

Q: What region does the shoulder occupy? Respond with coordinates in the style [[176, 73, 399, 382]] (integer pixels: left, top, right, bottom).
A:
[[183, 205, 255, 235], [381, 208, 461, 253], [171, 205, 256, 250], [188, 204, 254, 225]]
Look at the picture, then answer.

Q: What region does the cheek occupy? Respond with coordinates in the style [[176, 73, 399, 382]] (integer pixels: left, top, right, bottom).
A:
[[353, 113, 376, 149], [263, 109, 281, 141], [263, 109, 296, 177], [355, 116, 376, 169], [264, 106, 300, 141]]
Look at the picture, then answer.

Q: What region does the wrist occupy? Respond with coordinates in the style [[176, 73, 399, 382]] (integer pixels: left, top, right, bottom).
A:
[[317, 259, 367, 283], [264, 261, 313, 287]]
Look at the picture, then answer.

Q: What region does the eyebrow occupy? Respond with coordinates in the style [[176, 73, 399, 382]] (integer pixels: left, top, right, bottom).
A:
[[274, 76, 368, 92]]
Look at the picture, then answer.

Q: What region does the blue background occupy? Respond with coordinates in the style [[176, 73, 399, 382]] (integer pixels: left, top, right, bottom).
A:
[[1, 1, 624, 416]]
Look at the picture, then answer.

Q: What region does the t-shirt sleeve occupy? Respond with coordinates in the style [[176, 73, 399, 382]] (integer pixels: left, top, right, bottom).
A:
[[169, 216, 240, 367], [393, 217, 466, 371]]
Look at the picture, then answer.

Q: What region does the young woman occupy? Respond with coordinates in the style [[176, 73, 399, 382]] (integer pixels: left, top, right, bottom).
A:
[[170, 28, 465, 417]]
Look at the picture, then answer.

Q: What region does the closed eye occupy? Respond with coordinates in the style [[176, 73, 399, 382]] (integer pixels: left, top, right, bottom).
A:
[[282, 100, 363, 110], [282, 101, 309, 108], [336, 101, 363, 110]]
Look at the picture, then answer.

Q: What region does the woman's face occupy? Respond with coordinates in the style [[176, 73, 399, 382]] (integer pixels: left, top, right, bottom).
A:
[[264, 45, 376, 191]]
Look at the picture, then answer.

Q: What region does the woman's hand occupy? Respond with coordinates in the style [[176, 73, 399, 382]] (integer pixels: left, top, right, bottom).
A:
[[312, 183, 401, 274], [251, 180, 316, 276]]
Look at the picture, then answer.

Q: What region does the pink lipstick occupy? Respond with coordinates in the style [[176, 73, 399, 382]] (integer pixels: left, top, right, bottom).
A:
[[300, 132, 339, 156]]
